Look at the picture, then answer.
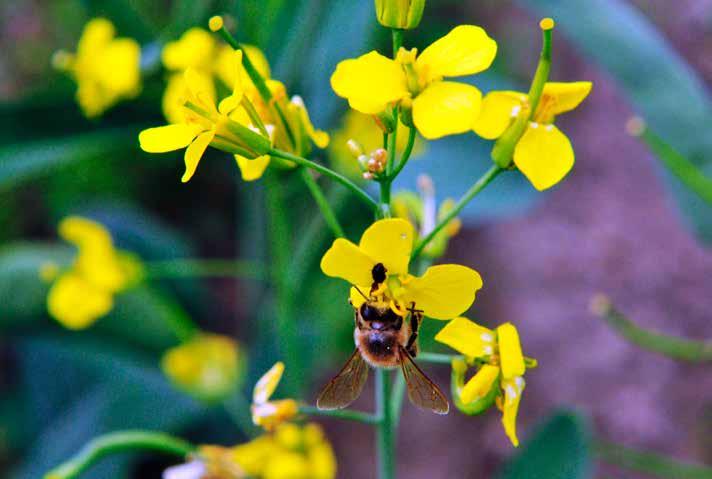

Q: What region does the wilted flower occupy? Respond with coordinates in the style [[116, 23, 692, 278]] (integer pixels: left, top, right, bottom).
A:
[[251, 362, 299, 430], [435, 317, 536, 446]]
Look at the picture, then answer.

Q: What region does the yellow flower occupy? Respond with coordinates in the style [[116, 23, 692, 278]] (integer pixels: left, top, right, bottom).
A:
[[251, 362, 299, 431], [473, 82, 592, 190], [320, 218, 482, 319], [139, 50, 272, 183], [328, 110, 423, 180], [46, 216, 142, 329], [160, 26, 270, 124], [161, 333, 244, 402], [435, 317, 536, 446], [53, 18, 141, 118], [330, 25, 497, 139], [392, 175, 461, 259], [172, 423, 336, 479]]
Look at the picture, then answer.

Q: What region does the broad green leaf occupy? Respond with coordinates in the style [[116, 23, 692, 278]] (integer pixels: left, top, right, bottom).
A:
[[516, 0, 712, 241], [0, 128, 138, 192], [497, 410, 592, 479]]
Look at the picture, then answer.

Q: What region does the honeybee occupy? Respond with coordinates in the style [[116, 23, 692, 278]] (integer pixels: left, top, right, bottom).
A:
[[317, 263, 449, 414]]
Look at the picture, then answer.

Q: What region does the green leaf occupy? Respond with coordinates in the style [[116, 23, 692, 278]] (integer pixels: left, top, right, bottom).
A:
[[515, 0, 712, 240], [0, 128, 139, 192], [497, 411, 592, 479]]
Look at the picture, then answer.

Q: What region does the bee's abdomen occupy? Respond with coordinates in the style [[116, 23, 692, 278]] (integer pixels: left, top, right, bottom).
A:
[[365, 333, 396, 359]]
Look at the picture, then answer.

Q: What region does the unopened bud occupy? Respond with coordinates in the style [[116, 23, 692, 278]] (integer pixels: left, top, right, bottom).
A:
[[625, 116, 646, 137], [357, 154, 370, 171], [589, 294, 612, 316], [368, 148, 388, 173], [363, 172, 375, 180], [208, 15, 224, 32], [51, 50, 72, 71], [375, 0, 426, 30]]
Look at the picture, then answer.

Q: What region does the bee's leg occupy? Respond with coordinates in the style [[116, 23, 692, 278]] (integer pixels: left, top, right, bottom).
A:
[[405, 308, 421, 357]]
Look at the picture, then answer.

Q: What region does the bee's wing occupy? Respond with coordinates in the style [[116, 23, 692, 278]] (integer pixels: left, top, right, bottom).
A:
[[316, 348, 369, 410], [399, 347, 450, 415]]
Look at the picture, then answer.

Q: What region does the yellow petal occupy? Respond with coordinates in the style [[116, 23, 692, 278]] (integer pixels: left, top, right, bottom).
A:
[[59, 216, 112, 249], [540, 81, 592, 117], [182, 130, 215, 183], [47, 273, 113, 330], [218, 50, 245, 115], [331, 51, 408, 114], [497, 323, 525, 380], [251, 399, 299, 431], [139, 124, 197, 153], [162, 72, 215, 124], [358, 218, 414, 277], [513, 123, 574, 191], [501, 376, 525, 447], [434, 316, 495, 357], [161, 27, 215, 72], [412, 81, 482, 139], [321, 239, 376, 287], [402, 264, 483, 319], [461, 364, 500, 404], [235, 154, 271, 181], [94, 38, 141, 94], [253, 361, 285, 404], [472, 90, 527, 139], [416, 25, 497, 83], [349, 285, 372, 309], [77, 18, 115, 59]]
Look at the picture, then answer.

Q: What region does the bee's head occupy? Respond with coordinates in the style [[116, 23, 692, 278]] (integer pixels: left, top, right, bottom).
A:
[[371, 263, 387, 284]]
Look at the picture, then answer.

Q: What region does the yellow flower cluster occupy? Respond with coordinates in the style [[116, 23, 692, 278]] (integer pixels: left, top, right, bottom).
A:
[[140, 20, 328, 183], [164, 422, 336, 479], [53, 18, 141, 118], [321, 218, 482, 320], [46, 216, 142, 330], [331, 20, 592, 191], [161, 333, 244, 402], [435, 317, 536, 446]]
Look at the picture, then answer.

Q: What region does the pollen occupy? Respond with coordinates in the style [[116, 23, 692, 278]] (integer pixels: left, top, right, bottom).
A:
[[539, 17, 555, 31], [208, 15, 224, 32]]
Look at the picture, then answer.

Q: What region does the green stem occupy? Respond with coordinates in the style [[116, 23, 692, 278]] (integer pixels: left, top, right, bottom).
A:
[[269, 148, 378, 210], [592, 295, 712, 362], [638, 126, 712, 205], [389, 127, 416, 180], [264, 171, 303, 395], [389, 374, 406, 431], [299, 405, 380, 425], [417, 352, 462, 364], [44, 431, 194, 479], [411, 165, 503, 260], [392, 29, 403, 57], [491, 25, 552, 168], [298, 167, 345, 238], [593, 440, 712, 479], [144, 259, 267, 280], [376, 369, 395, 479]]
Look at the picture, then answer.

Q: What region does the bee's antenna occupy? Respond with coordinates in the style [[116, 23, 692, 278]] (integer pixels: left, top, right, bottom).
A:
[[353, 285, 369, 301]]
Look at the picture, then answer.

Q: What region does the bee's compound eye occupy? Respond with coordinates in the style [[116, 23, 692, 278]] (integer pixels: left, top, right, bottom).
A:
[[360, 304, 377, 322]]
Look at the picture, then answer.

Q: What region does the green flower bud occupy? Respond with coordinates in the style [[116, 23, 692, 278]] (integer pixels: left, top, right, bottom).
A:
[[375, 0, 426, 30]]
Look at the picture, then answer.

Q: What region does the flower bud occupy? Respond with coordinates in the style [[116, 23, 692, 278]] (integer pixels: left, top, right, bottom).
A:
[[451, 359, 500, 416], [375, 0, 426, 30]]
